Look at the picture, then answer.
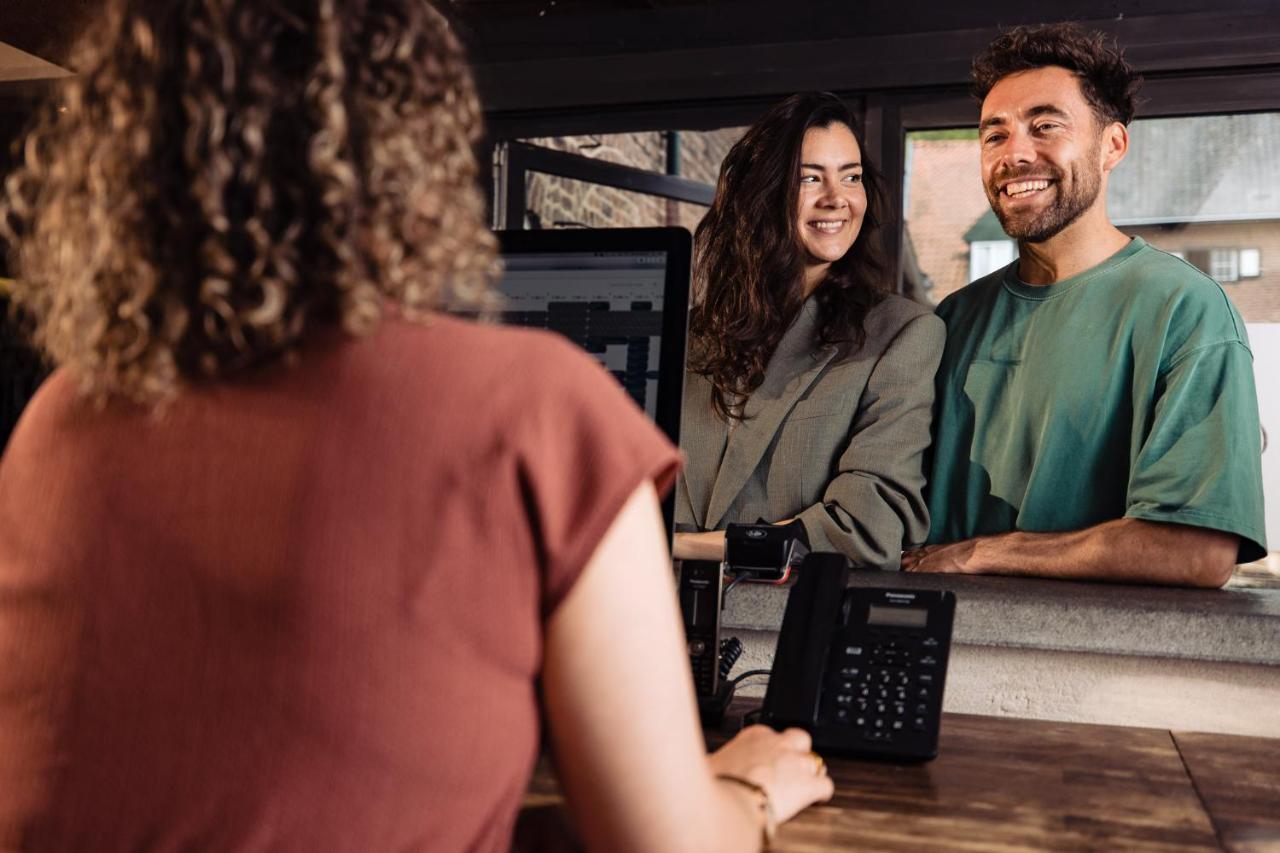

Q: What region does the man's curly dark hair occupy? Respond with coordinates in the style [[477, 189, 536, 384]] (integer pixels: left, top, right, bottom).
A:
[[971, 22, 1142, 126]]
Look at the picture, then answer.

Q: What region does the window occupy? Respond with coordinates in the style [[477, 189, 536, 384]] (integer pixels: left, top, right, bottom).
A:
[[901, 128, 985, 305], [1201, 248, 1263, 283], [1242, 248, 1262, 278], [522, 132, 669, 173], [1123, 115, 1280, 580], [1211, 249, 1241, 283], [969, 240, 1016, 281], [902, 112, 1280, 579], [523, 172, 710, 232], [494, 128, 744, 235]]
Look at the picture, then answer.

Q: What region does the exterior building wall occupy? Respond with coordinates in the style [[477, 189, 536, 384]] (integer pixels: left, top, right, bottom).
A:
[[519, 129, 741, 234], [903, 139, 985, 305], [1128, 220, 1280, 323]]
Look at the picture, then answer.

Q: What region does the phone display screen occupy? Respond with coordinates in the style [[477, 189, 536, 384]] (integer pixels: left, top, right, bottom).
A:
[[867, 604, 928, 628]]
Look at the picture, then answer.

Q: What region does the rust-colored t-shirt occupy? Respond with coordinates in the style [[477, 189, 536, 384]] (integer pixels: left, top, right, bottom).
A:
[[0, 316, 679, 852]]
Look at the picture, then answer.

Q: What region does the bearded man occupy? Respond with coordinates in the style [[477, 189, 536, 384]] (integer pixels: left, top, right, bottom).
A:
[[903, 23, 1266, 587]]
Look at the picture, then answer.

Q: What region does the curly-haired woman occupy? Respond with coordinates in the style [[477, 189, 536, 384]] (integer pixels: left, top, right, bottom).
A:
[[0, 2, 831, 850], [674, 93, 945, 569]]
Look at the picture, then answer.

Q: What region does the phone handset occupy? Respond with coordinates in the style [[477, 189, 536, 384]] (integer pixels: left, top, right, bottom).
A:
[[760, 553, 849, 728]]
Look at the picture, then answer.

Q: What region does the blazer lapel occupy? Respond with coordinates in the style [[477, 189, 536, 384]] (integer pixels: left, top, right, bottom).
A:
[[704, 300, 836, 529]]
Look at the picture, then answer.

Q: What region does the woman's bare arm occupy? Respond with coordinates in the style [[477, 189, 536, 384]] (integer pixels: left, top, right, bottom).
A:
[[543, 481, 832, 852]]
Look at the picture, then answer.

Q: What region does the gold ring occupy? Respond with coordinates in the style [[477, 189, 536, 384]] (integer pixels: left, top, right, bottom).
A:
[[809, 751, 825, 775]]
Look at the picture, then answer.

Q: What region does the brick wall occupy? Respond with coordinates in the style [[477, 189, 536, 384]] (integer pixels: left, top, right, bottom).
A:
[[904, 139, 985, 305], [520, 129, 741, 234], [1128, 221, 1280, 324]]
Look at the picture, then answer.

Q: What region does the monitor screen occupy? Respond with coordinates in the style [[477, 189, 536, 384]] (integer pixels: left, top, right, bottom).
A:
[[491, 227, 693, 539], [496, 249, 667, 421], [492, 228, 690, 444]]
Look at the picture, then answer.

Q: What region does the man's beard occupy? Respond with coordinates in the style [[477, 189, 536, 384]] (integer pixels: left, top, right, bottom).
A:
[[986, 154, 1102, 244]]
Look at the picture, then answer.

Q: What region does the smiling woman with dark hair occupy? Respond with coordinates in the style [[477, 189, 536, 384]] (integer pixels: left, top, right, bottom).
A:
[[674, 92, 945, 569]]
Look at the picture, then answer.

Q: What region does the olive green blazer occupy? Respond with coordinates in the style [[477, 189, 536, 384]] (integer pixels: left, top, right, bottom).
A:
[[675, 293, 945, 570]]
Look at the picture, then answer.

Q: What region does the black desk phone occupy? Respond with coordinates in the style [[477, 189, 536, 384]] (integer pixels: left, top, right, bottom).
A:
[[762, 553, 956, 762]]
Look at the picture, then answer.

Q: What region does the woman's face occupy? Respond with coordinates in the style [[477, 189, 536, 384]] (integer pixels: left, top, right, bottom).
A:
[[796, 122, 867, 285]]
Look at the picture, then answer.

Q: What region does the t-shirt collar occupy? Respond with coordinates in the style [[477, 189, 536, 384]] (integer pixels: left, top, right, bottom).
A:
[[1002, 236, 1146, 300]]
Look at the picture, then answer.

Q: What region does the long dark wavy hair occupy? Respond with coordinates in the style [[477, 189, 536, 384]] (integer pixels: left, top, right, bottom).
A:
[[688, 92, 889, 421], [0, 0, 498, 405]]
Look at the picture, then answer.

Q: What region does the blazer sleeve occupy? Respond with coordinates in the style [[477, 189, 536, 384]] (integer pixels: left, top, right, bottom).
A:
[[795, 311, 946, 569]]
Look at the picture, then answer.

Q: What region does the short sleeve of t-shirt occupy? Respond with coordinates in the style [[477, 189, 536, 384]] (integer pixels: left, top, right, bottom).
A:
[[510, 336, 682, 615], [1126, 338, 1267, 562]]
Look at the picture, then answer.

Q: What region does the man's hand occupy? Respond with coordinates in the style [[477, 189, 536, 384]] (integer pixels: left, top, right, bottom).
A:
[[901, 540, 980, 574]]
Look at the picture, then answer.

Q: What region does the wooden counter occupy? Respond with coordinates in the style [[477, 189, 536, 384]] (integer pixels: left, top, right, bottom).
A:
[[520, 705, 1280, 851]]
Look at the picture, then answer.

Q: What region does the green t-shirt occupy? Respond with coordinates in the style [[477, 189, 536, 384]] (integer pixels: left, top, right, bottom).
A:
[[927, 237, 1267, 562]]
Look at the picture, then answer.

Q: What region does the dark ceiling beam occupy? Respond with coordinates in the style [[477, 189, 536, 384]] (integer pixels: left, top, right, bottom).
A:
[[473, 8, 1280, 115], [460, 0, 1267, 62]]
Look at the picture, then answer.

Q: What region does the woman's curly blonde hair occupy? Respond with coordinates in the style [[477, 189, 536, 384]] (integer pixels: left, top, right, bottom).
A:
[[0, 0, 499, 404]]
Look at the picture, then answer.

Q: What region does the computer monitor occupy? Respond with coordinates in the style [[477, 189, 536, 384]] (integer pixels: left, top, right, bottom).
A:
[[492, 227, 692, 538]]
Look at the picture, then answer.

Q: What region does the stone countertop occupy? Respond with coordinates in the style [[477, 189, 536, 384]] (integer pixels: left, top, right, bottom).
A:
[[721, 569, 1280, 665]]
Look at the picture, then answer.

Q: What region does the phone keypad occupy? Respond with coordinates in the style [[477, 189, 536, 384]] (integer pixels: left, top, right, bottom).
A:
[[826, 633, 940, 742]]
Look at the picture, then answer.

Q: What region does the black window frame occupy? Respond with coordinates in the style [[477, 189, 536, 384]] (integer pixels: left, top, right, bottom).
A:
[[493, 140, 716, 231]]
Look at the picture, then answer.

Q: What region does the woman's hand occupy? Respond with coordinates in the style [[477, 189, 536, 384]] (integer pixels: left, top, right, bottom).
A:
[[708, 725, 834, 825], [673, 530, 727, 561]]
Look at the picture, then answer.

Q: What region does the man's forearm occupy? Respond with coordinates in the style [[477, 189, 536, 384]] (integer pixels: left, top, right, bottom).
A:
[[929, 518, 1238, 588]]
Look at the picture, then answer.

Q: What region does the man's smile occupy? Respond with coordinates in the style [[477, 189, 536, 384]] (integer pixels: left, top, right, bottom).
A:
[[1001, 178, 1054, 199]]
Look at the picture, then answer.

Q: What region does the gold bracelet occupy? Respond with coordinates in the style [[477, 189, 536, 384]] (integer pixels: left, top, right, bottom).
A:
[[715, 773, 777, 846]]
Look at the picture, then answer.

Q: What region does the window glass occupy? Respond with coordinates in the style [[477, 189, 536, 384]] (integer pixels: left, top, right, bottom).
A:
[[1241, 248, 1262, 278], [1211, 249, 1241, 282], [519, 129, 744, 186], [904, 114, 1280, 583], [969, 239, 1015, 281], [522, 172, 709, 232], [901, 128, 984, 305], [1120, 115, 1280, 586], [521, 132, 668, 172], [511, 128, 746, 235]]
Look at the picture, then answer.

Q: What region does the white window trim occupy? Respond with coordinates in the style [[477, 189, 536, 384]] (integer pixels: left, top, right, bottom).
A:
[[969, 239, 1016, 282]]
